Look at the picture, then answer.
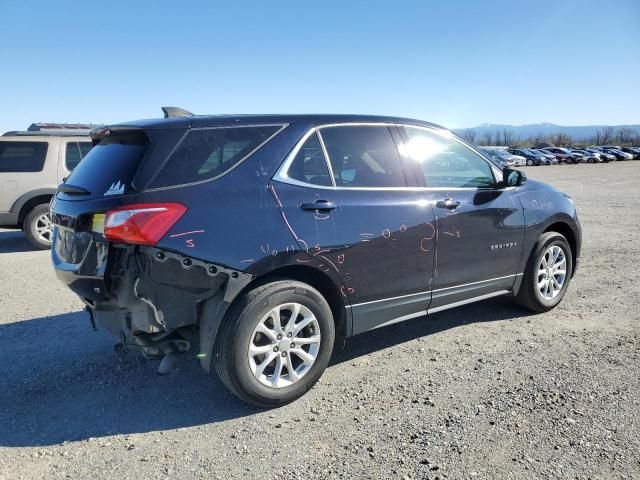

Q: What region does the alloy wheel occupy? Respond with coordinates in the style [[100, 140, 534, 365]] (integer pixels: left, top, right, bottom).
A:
[[35, 213, 52, 244], [248, 303, 321, 388], [537, 245, 567, 300]]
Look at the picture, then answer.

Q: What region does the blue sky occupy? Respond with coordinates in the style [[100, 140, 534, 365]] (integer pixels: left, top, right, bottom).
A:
[[0, 0, 638, 133]]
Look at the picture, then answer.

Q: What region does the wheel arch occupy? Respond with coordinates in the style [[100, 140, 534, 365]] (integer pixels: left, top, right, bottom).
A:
[[543, 221, 578, 277], [12, 188, 57, 224], [247, 265, 349, 345], [199, 263, 350, 373]]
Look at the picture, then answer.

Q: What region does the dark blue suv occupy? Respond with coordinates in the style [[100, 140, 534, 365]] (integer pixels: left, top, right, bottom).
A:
[[51, 109, 581, 407]]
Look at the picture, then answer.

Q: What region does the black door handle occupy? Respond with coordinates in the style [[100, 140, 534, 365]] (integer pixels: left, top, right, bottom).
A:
[[301, 200, 337, 212], [436, 198, 461, 209]]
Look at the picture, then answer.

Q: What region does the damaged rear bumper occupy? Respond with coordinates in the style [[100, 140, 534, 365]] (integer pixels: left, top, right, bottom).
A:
[[53, 235, 252, 367]]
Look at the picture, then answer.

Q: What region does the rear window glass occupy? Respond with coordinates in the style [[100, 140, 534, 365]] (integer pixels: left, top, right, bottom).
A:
[[62, 132, 148, 197], [0, 141, 48, 172], [65, 142, 93, 171], [150, 125, 283, 188]]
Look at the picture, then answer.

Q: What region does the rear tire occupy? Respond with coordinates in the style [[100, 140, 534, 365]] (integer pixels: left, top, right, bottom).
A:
[[213, 279, 335, 407], [515, 232, 573, 313], [23, 204, 53, 250]]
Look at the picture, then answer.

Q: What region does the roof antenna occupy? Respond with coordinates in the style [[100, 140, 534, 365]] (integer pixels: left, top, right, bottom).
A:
[[161, 106, 194, 118]]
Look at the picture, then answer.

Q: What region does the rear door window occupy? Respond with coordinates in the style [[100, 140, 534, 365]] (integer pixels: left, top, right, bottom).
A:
[[61, 131, 149, 198], [65, 142, 93, 171], [149, 125, 284, 188], [319, 126, 406, 187], [286, 132, 332, 186], [0, 141, 48, 172]]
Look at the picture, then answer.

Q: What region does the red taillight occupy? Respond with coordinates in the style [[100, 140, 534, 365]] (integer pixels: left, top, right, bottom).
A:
[[104, 203, 186, 246]]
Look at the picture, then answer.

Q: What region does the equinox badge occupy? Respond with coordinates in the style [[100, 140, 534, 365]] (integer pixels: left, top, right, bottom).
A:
[[491, 242, 518, 250]]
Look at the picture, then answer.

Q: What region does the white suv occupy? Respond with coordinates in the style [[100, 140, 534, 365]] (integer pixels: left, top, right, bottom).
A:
[[0, 129, 93, 248]]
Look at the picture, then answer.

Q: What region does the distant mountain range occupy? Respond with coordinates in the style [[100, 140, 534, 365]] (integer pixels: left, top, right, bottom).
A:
[[453, 123, 640, 141]]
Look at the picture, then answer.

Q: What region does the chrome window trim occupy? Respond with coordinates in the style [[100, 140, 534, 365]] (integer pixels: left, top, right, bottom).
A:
[[315, 129, 336, 187], [146, 123, 289, 192], [273, 122, 504, 191], [274, 122, 407, 190], [345, 273, 522, 308]]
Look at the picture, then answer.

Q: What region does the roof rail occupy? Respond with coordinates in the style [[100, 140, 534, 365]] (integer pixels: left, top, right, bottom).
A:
[[2, 130, 92, 137], [28, 122, 101, 131], [161, 106, 194, 118]]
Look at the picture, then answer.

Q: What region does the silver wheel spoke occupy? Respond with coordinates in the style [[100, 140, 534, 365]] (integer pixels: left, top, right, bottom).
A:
[[291, 348, 314, 365], [255, 352, 277, 376], [292, 334, 321, 346], [269, 306, 284, 334], [283, 303, 301, 333], [292, 315, 315, 337], [255, 322, 278, 341], [34, 214, 52, 242], [249, 344, 275, 356], [286, 355, 299, 381], [553, 257, 566, 270], [271, 356, 284, 386]]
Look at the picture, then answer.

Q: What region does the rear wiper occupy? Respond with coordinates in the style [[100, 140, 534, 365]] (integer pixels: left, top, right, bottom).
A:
[[58, 183, 91, 195]]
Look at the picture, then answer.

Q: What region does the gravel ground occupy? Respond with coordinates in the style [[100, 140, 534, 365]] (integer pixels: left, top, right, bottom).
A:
[[1, 162, 639, 480]]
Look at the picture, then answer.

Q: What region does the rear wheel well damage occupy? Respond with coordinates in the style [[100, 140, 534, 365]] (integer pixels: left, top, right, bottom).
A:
[[200, 264, 348, 372], [544, 222, 577, 276], [250, 266, 348, 347]]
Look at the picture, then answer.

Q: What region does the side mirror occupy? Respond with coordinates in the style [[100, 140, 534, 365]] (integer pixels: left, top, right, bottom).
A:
[[502, 168, 527, 187]]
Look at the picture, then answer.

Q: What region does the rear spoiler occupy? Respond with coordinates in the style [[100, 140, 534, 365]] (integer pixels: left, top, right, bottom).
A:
[[90, 107, 193, 144], [89, 127, 149, 146]]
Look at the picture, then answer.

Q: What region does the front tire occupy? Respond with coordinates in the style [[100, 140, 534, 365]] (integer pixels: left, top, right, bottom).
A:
[[213, 280, 335, 407], [515, 232, 573, 313], [23, 204, 53, 249]]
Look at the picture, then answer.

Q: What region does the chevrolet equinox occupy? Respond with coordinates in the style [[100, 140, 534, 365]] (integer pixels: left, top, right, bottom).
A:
[[51, 109, 581, 407]]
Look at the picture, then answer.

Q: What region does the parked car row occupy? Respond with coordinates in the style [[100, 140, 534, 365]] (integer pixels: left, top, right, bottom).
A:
[[481, 145, 640, 167]]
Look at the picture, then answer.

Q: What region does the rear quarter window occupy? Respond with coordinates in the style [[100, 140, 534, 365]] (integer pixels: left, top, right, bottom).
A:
[[0, 141, 48, 172], [149, 125, 285, 188]]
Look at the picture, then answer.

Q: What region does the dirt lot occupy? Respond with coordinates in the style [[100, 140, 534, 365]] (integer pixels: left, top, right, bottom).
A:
[[1, 162, 639, 480]]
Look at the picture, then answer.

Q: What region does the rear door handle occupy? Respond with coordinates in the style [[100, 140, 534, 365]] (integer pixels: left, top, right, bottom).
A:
[[301, 200, 337, 212], [435, 198, 461, 209]]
